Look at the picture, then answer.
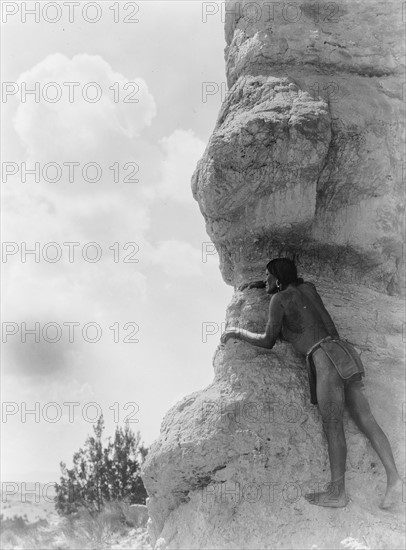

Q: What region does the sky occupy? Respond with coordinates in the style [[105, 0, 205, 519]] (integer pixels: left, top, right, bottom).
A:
[[1, 0, 234, 483]]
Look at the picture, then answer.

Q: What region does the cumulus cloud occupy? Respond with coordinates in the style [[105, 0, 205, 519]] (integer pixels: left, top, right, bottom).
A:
[[3, 54, 207, 391], [145, 129, 206, 204], [14, 53, 157, 163], [148, 239, 203, 278], [3, 54, 154, 338]]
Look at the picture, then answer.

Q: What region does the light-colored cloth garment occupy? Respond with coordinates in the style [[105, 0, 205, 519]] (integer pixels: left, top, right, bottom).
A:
[[306, 337, 365, 405]]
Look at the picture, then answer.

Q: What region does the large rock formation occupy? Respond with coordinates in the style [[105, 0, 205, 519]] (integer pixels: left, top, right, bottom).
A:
[[142, 1, 405, 548], [193, 0, 404, 295]]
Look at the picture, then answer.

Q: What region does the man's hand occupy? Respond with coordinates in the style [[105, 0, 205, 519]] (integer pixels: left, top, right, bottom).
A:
[[221, 327, 240, 344], [238, 280, 266, 291]]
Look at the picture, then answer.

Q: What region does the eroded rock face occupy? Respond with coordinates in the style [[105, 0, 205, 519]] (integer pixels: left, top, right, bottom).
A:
[[142, 1, 405, 548], [143, 280, 404, 548], [192, 75, 331, 225], [192, 0, 404, 295]]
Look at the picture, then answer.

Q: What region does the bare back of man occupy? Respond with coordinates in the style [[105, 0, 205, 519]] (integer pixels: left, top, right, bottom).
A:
[[223, 268, 402, 509], [275, 282, 336, 355]]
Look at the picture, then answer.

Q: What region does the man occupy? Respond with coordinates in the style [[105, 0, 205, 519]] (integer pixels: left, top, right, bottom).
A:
[[221, 258, 402, 508]]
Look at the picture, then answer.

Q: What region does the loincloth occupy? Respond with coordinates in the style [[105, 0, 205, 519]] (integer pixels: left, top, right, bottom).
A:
[[306, 336, 365, 405]]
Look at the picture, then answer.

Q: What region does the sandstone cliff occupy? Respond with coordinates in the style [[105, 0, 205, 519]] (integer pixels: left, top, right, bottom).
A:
[[142, 1, 405, 548]]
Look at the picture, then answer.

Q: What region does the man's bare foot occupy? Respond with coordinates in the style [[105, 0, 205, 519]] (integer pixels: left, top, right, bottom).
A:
[[305, 482, 348, 508], [380, 477, 403, 509], [305, 491, 348, 507]]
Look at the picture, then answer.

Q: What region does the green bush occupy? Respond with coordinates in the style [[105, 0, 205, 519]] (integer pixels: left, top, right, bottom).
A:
[[55, 416, 148, 516]]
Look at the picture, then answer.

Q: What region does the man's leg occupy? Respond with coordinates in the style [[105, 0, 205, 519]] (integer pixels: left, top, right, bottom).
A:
[[345, 377, 402, 508], [305, 348, 348, 507]]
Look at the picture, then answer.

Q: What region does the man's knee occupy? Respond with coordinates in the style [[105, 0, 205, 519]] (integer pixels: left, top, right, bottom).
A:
[[319, 400, 344, 427]]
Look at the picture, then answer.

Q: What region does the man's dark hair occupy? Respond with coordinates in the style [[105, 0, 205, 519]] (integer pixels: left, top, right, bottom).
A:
[[266, 258, 304, 290]]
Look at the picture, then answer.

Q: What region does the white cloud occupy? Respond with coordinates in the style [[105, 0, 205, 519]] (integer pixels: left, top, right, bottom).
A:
[[148, 240, 203, 278], [14, 53, 157, 163], [3, 54, 155, 331], [145, 129, 206, 204]]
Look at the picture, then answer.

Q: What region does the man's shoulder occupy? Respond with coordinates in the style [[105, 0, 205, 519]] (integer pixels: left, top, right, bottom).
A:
[[271, 287, 296, 305], [284, 281, 317, 294], [301, 280, 316, 288], [271, 282, 318, 303], [299, 281, 318, 293], [279, 281, 318, 302], [269, 291, 284, 308]]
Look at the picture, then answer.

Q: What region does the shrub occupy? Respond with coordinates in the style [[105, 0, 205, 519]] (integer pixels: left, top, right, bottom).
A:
[[55, 416, 148, 516]]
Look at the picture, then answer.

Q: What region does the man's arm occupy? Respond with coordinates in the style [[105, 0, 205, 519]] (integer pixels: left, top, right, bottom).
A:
[[238, 280, 266, 291], [221, 294, 284, 349]]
